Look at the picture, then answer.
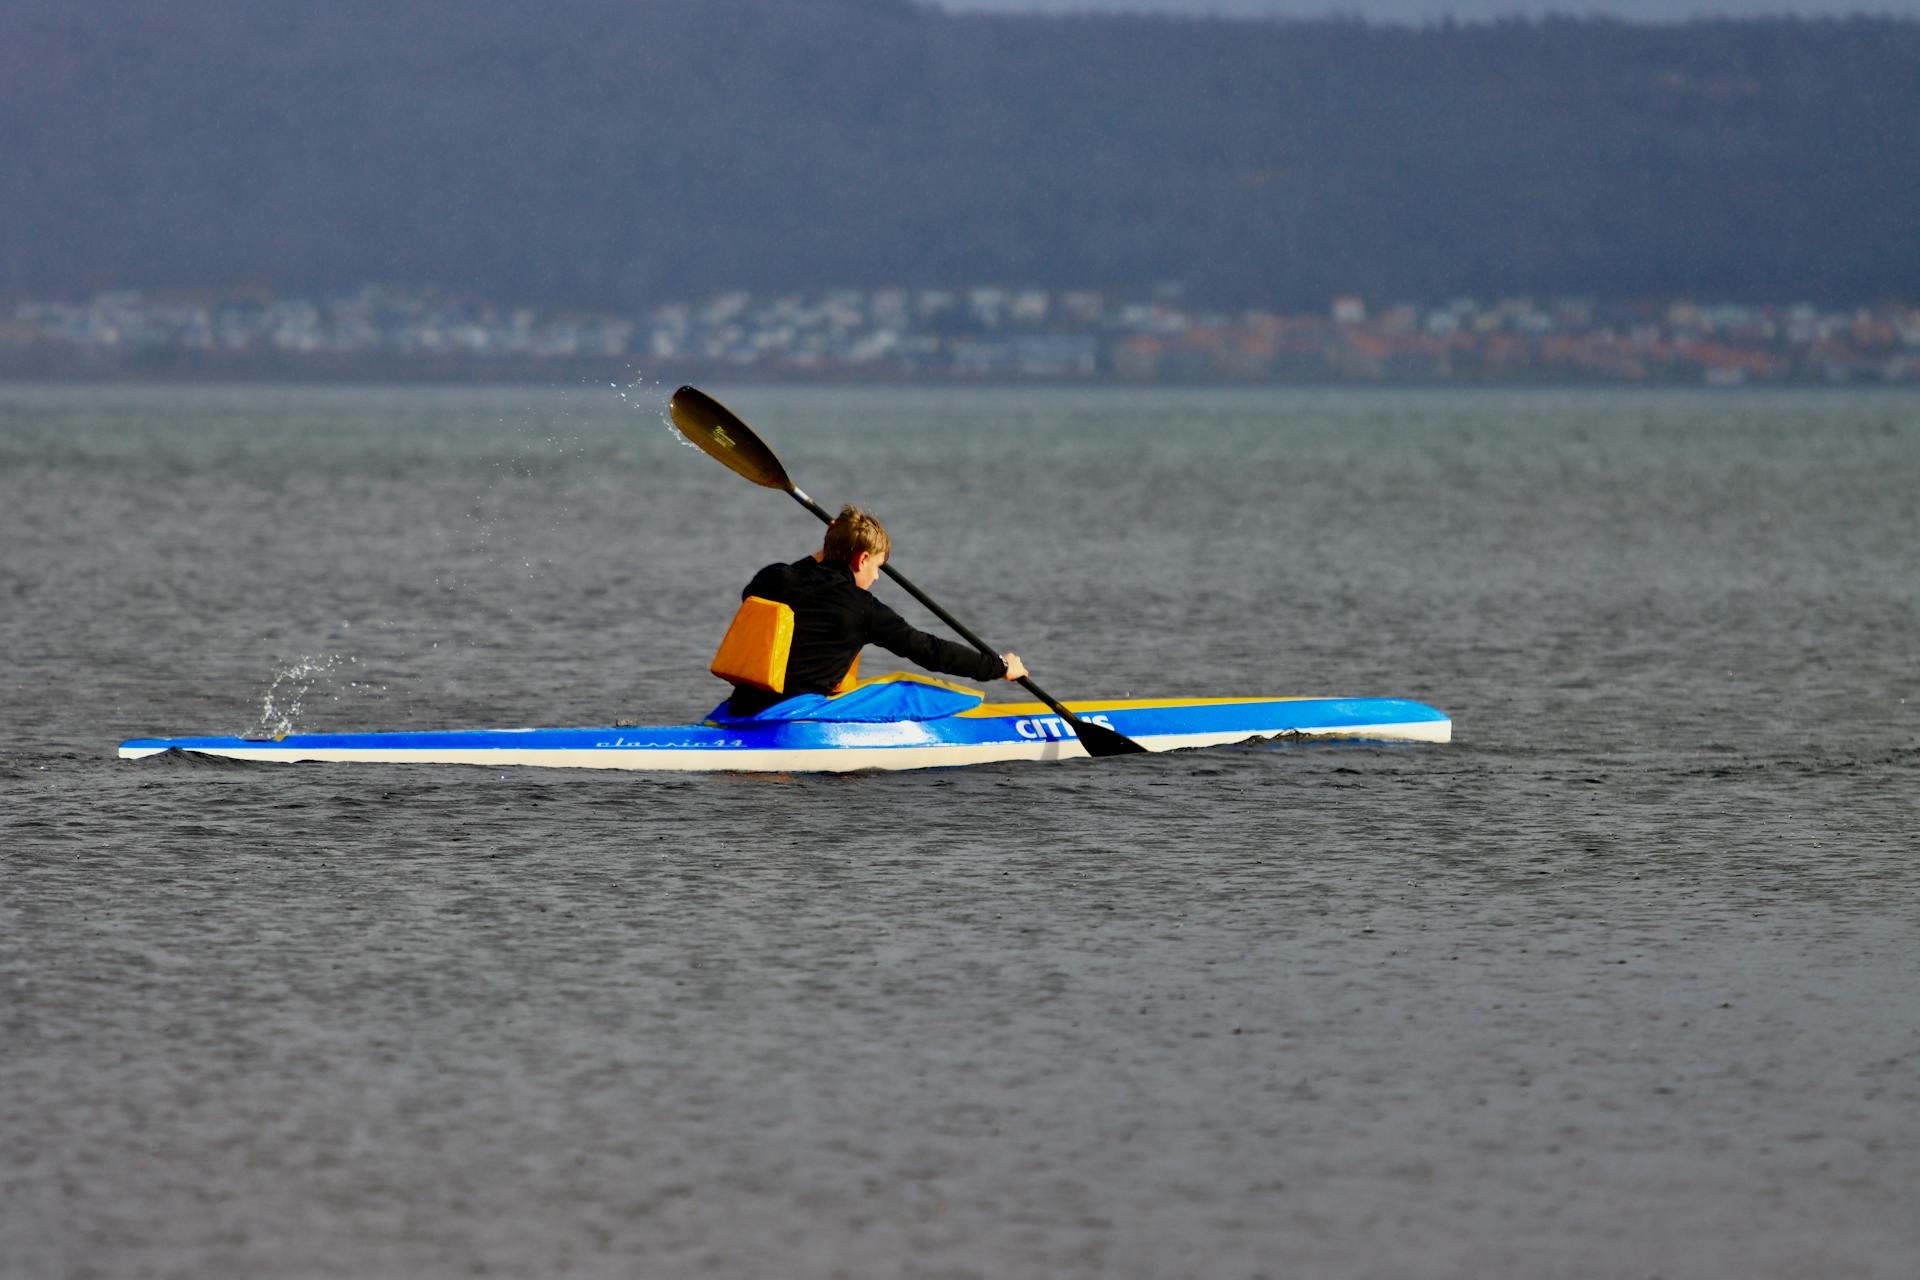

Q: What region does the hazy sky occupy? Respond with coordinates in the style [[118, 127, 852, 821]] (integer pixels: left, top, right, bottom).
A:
[[936, 0, 1920, 20]]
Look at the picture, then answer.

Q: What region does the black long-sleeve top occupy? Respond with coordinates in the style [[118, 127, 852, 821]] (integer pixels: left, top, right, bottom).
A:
[[726, 557, 1006, 716]]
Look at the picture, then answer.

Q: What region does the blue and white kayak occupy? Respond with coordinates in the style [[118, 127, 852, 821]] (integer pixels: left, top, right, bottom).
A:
[[118, 687, 1451, 774]]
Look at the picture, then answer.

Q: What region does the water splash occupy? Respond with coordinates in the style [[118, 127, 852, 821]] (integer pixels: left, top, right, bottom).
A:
[[613, 368, 695, 451], [663, 409, 699, 451], [255, 654, 360, 737]]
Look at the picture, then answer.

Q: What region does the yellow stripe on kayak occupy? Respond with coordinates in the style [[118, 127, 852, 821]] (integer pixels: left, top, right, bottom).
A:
[[956, 695, 1319, 718]]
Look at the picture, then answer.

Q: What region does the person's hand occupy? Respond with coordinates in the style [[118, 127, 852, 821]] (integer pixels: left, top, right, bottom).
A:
[[1000, 653, 1027, 681]]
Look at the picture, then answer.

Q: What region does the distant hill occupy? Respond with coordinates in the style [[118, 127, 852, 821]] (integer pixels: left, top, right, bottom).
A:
[[4, 0, 1915, 308]]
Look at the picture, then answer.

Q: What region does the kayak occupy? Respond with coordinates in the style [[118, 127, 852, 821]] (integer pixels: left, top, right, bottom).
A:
[[117, 694, 1450, 773]]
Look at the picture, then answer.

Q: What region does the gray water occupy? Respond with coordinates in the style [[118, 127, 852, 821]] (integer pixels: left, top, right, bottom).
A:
[[3, 381, 1916, 1279]]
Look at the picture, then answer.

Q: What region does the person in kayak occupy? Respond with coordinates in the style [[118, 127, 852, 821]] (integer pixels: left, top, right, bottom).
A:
[[724, 504, 1027, 717]]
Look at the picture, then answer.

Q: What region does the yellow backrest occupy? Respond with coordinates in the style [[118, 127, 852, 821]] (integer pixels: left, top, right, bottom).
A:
[[711, 595, 863, 696], [710, 596, 794, 693]]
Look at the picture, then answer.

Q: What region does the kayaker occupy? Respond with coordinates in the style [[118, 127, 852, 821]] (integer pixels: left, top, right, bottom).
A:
[[722, 504, 1027, 717]]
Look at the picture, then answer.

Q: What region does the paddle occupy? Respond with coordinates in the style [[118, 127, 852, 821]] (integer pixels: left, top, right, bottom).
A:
[[668, 385, 1147, 758]]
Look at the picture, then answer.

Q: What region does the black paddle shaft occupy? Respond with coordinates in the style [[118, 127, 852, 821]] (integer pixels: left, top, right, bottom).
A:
[[785, 489, 1145, 756]]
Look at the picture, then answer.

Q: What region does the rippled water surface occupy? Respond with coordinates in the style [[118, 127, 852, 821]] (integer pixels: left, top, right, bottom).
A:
[[4, 382, 1916, 1278]]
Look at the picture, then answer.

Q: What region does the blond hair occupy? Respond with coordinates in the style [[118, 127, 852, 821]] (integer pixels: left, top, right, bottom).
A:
[[822, 504, 890, 567]]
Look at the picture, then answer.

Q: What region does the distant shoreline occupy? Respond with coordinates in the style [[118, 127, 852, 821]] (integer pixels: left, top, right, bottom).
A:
[[6, 352, 1917, 391], [12, 286, 1918, 389]]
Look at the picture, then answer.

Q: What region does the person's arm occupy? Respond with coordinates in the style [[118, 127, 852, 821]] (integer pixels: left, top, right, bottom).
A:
[[862, 596, 1012, 682]]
